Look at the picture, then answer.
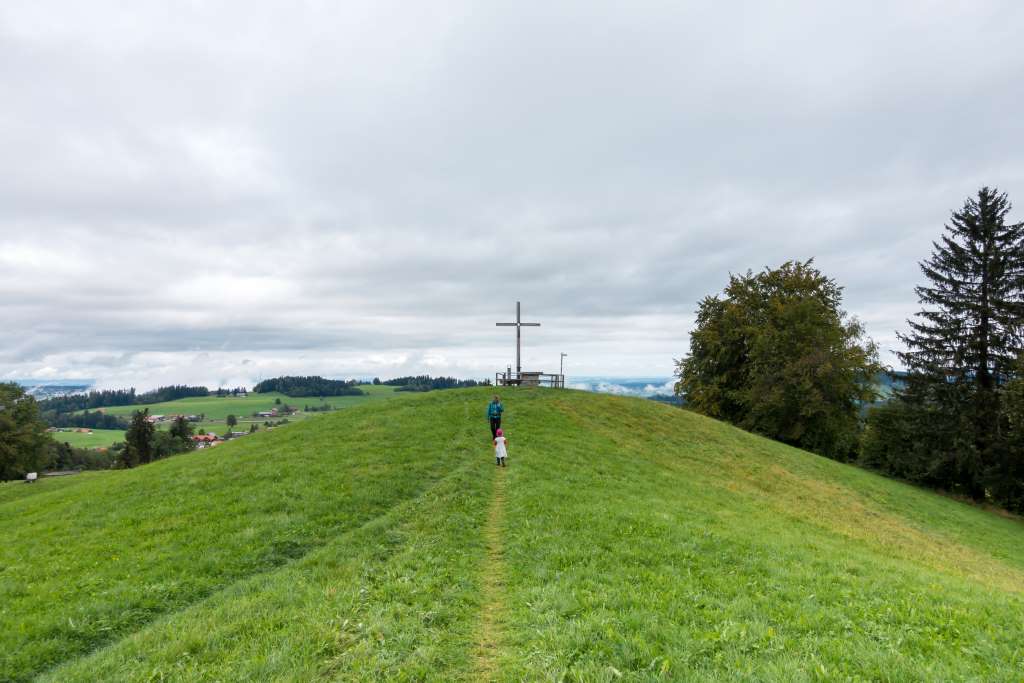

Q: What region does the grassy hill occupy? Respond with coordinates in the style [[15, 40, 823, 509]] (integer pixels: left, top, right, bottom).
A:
[[2, 388, 1022, 681]]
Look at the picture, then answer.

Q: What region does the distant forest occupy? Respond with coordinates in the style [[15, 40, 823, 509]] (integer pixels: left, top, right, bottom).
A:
[[38, 385, 210, 415], [379, 375, 490, 392], [46, 410, 129, 430], [253, 376, 364, 397], [35, 385, 211, 428]]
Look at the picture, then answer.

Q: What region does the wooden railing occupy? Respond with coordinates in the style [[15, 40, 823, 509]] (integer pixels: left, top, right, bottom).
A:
[[495, 371, 565, 388]]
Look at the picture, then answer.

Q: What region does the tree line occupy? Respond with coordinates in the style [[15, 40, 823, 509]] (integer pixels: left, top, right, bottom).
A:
[[38, 384, 210, 414], [1, 384, 200, 479], [677, 187, 1024, 513], [45, 410, 129, 430], [379, 375, 490, 391], [252, 376, 365, 397]]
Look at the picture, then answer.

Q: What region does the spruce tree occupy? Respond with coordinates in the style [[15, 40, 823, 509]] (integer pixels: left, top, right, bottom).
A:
[[124, 409, 155, 467], [895, 187, 1024, 499]]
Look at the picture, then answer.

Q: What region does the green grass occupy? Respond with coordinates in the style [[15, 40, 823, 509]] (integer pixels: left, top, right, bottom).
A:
[[81, 385, 399, 422], [61, 386, 401, 439], [4, 388, 1023, 681], [47, 428, 125, 449], [0, 471, 105, 505]]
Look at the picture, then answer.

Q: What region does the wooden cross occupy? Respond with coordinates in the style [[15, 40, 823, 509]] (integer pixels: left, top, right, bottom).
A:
[[496, 301, 540, 377]]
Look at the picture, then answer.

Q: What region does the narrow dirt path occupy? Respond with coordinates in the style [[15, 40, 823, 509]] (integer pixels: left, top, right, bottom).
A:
[[471, 464, 508, 680]]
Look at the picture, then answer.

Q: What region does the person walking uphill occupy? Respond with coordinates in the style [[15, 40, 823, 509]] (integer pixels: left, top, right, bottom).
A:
[[487, 394, 504, 439]]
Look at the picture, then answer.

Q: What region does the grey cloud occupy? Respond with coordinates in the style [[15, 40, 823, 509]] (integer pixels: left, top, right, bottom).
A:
[[2, 0, 1024, 386]]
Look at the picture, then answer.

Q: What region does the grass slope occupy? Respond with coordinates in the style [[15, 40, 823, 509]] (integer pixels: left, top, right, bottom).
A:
[[0, 391, 471, 682], [3, 388, 1023, 681]]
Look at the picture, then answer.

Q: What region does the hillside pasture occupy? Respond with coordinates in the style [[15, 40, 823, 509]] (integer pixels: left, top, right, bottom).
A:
[[5, 388, 1023, 681], [0, 471, 105, 506], [47, 428, 125, 449], [82, 385, 399, 423], [1, 392, 468, 683], [64, 385, 401, 438]]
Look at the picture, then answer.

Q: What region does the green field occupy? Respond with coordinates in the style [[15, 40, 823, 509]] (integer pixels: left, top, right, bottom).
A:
[[49, 387, 401, 447], [4, 387, 1023, 681], [47, 428, 125, 449], [0, 471, 107, 506], [62, 385, 401, 437], [87, 385, 399, 422]]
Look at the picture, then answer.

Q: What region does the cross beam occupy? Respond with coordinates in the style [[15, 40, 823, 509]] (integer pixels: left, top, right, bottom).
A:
[[496, 301, 540, 377]]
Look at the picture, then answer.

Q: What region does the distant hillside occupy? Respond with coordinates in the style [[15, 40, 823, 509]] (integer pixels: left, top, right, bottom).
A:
[[2, 388, 1022, 681], [13, 379, 94, 399], [569, 376, 674, 397]]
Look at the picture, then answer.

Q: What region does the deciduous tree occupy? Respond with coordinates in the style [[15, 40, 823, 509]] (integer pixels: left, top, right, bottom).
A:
[[676, 260, 881, 460], [0, 383, 51, 480]]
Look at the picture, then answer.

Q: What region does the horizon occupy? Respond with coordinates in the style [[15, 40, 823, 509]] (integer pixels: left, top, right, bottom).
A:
[[12, 373, 678, 395]]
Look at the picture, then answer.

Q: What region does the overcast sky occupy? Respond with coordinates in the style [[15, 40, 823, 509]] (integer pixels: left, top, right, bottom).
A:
[[2, 1, 1024, 390]]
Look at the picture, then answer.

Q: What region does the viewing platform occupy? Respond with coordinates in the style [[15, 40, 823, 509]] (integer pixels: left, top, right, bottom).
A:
[[495, 371, 565, 388]]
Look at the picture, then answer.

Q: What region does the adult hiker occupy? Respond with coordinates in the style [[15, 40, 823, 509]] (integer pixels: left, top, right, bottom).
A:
[[487, 394, 504, 439]]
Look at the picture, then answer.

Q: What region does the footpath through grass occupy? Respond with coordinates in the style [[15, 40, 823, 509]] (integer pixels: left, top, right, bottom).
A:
[[4, 387, 1024, 680]]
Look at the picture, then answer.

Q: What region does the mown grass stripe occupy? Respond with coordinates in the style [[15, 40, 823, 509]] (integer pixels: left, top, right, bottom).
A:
[[471, 464, 509, 680]]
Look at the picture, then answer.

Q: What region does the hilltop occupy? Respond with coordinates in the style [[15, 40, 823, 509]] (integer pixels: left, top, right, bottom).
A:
[[2, 388, 1022, 681]]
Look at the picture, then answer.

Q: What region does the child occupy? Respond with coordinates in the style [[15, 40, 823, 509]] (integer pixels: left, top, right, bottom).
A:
[[493, 428, 508, 467]]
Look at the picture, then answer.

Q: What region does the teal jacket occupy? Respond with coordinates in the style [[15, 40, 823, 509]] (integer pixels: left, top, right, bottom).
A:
[[487, 401, 504, 419]]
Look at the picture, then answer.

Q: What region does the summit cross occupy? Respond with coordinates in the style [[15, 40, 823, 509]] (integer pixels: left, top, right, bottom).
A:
[[496, 301, 540, 377]]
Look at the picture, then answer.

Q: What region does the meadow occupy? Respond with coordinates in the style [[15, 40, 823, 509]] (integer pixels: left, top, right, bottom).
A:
[[89, 384, 399, 421], [47, 428, 125, 449], [4, 387, 1022, 681], [58, 385, 402, 441]]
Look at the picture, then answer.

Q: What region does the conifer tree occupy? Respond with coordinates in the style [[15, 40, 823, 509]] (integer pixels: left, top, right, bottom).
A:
[[884, 187, 1024, 500], [124, 409, 155, 467]]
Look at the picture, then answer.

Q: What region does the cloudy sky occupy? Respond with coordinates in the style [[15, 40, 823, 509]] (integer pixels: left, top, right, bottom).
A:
[[2, 1, 1023, 390]]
